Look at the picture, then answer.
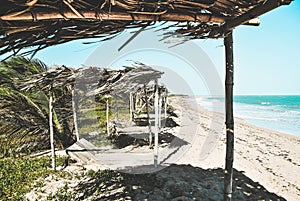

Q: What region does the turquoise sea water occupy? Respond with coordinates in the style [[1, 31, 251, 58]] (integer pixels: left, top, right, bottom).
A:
[[196, 95, 300, 136]]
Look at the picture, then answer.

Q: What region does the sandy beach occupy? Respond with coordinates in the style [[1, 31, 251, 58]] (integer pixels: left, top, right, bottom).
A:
[[170, 96, 300, 201], [27, 95, 300, 200]]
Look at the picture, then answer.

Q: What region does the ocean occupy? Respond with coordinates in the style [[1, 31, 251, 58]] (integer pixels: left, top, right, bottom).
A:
[[196, 95, 300, 136]]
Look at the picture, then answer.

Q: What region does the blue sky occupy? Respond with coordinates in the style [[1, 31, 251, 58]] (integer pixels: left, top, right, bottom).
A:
[[2, 1, 300, 95], [194, 0, 300, 95]]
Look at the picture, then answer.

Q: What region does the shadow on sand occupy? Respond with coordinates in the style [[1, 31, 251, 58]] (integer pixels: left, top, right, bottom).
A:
[[66, 164, 286, 201]]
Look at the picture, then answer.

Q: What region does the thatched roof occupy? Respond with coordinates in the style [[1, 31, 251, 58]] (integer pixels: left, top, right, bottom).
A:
[[89, 62, 163, 95], [21, 63, 163, 95], [0, 0, 292, 58]]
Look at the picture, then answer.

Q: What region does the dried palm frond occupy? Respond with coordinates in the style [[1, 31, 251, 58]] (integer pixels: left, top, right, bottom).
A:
[[0, 0, 278, 59]]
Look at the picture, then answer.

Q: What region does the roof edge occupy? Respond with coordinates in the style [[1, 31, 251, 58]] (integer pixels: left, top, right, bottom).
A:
[[222, 0, 293, 33]]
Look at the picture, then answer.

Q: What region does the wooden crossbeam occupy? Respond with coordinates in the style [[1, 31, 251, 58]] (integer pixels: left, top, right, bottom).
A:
[[0, 11, 225, 23]]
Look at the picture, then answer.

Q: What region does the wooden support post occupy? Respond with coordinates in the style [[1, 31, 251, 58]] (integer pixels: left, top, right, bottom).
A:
[[129, 93, 132, 121], [158, 89, 162, 129], [164, 95, 168, 120], [72, 89, 79, 141], [154, 80, 159, 167], [224, 31, 234, 201], [129, 92, 135, 121], [144, 84, 152, 146], [132, 93, 136, 116], [106, 97, 110, 136], [49, 89, 56, 171], [116, 106, 119, 120]]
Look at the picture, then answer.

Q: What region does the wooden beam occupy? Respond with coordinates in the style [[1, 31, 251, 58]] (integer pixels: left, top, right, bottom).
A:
[[223, 0, 292, 31], [0, 11, 225, 23], [136, 93, 154, 114], [224, 31, 234, 201], [243, 18, 260, 26]]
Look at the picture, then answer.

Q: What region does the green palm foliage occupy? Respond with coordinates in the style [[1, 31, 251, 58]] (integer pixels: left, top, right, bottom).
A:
[[0, 57, 75, 157]]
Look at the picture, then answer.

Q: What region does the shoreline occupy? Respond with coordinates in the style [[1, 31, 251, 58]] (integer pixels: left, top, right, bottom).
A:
[[193, 95, 300, 137], [170, 96, 300, 201]]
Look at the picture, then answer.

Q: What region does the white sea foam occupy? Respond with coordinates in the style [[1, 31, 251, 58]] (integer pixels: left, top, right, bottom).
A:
[[261, 102, 270, 105], [196, 96, 300, 136]]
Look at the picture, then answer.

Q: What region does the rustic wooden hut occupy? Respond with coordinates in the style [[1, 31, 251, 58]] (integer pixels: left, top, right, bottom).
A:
[[0, 0, 293, 200], [21, 63, 163, 170]]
